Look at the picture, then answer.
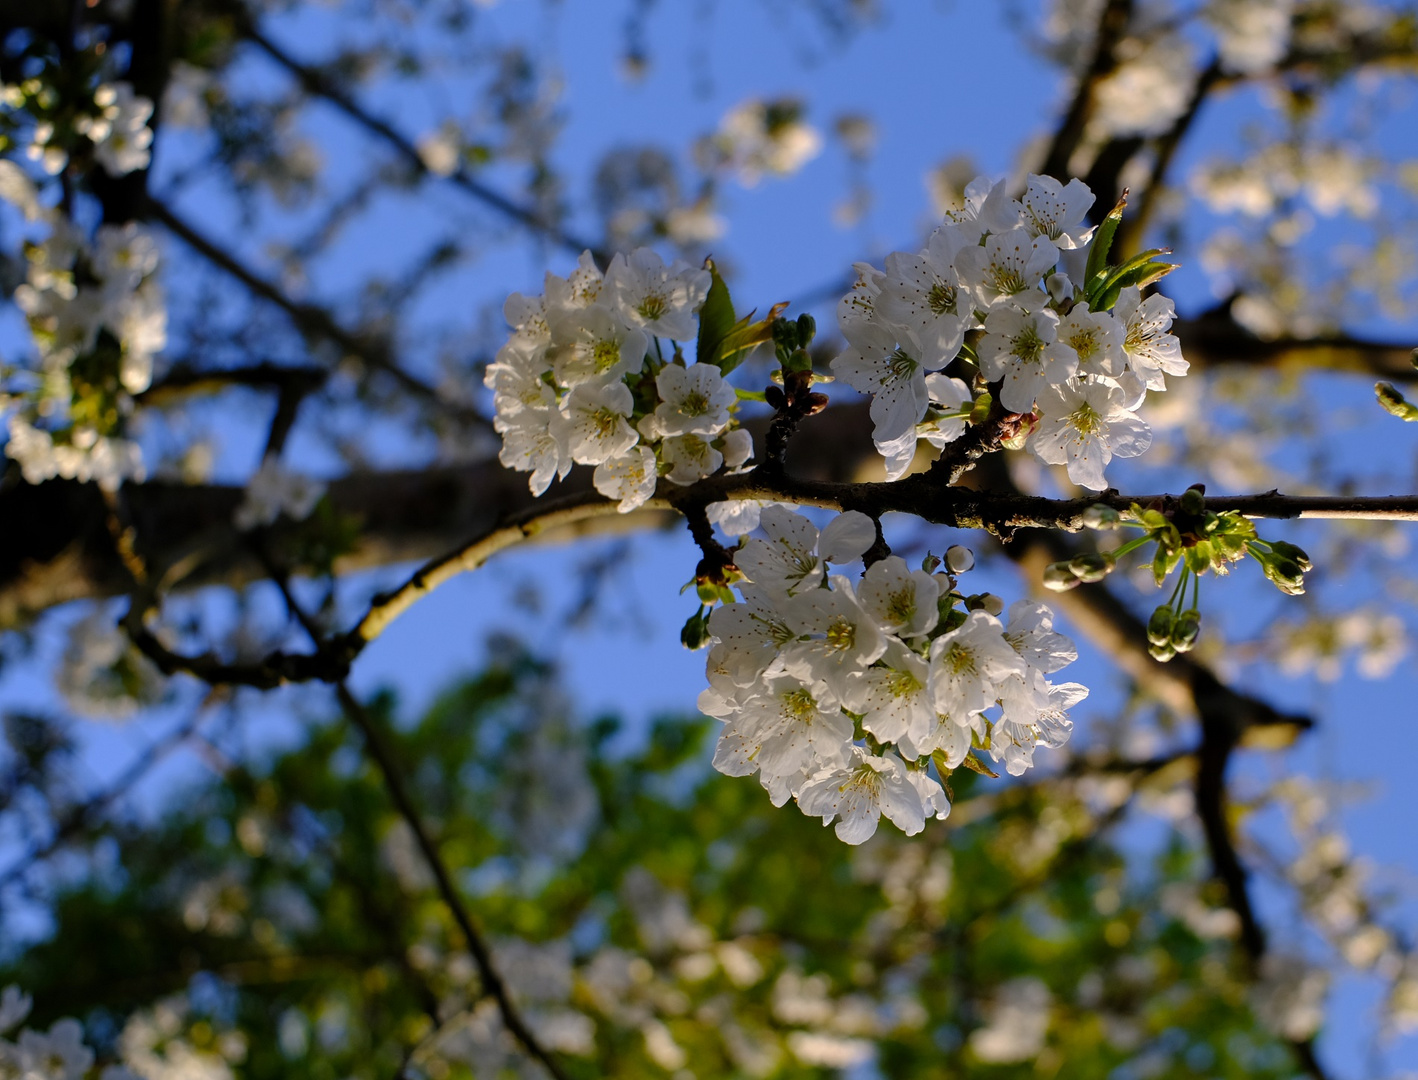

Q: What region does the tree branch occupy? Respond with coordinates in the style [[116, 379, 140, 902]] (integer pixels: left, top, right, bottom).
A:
[[143, 196, 480, 419], [225, 0, 604, 261]]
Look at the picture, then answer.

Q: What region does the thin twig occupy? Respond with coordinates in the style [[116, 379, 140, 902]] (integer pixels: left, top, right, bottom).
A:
[[0, 706, 210, 892], [334, 683, 571, 1080]]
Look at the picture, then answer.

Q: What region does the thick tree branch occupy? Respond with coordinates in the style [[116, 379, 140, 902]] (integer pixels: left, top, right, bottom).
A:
[[1037, 0, 1135, 182]]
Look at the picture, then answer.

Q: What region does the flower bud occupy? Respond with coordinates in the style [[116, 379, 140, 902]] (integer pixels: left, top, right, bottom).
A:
[[1068, 552, 1114, 583], [1376, 382, 1418, 421], [1043, 562, 1082, 591], [945, 545, 975, 573], [1180, 486, 1206, 515], [1148, 640, 1176, 663], [1147, 605, 1175, 646], [1262, 556, 1306, 596], [920, 553, 942, 574], [1171, 609, 1201, 652], [680, 609, 709, 650], [1082, 504, 1121, 530], [1267, 540, 1312, 572], [965, 592, 1003, 616], [796, 312, 816, 347]]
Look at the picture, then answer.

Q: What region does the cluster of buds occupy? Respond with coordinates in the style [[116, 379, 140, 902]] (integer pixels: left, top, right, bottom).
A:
[[1047, 488, 1311, 660]]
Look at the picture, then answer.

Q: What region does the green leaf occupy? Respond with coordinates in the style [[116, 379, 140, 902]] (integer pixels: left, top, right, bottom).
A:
[[1084, 190, 1128, 296], [695, 257, 736, 369], [1090, 258, 1179, 312], [712, 300, 790, 375], [959, 752, 999, 779]]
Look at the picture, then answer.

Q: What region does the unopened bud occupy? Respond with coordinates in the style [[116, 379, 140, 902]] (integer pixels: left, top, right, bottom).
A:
[[921, 553, 942, 574], [1147, 605, 1175, 646], [680, 609, 709, 650], [1068, 552, 1114, 583], [1263, 555, 1306, 596], [1172, 609, 1201, 652], [965, 592, 1004, 616], [796, 312, 816, 346], [945, 545, 975, 573], [1268, 540, 1312, 572], [1180, 486, 1206, 515], [1148, 640, 1176, 663], [1082, 504, 1121, 530], [1376, 382, 1418, 421], [1043, 562, 1082, 591]]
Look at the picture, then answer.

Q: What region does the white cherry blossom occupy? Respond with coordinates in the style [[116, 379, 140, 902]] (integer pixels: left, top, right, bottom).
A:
[[1020, 174, 1095, 250], [797, 748, 925, 844], [781, 575, 888, 693], [17, 1018, 94, 1080], [734, 505, 824, 598], [720, 428, 753, 469], [836, 261, 886, 347], [660, 432, 722, 484], [943, 176, 1023, 244], [1030, 376, 1152, 491], [605, 248, 710, 341], [991, 675, 1085, 776], [738, 675, 853, 781], [498, 409, 568, 495], [707, 585, 796, 687], [544, 250, 605, 312], [978, 304, 1076, 414], [1114, 285, 1188, 399], [548, 305, 648, 387], [1003, 600, 1078, 673], [955, 226, 1059, 310], [560, 381, 637, 465], [503, 290, 551, 346], [593, 446, 658, 512], [652, 363, 736, 436], [831, 321, 933, 443], [707, 497, 768, 536], [928, 611, 1026, 717], [911, 708, 975, 769], [841, 637, 934, 746], [1056, 303, 1126, 381], [856, 556, 939, 637], [487, 336, 556, 419], [875, 232, 976, 366], [906, 766, 951, 821]]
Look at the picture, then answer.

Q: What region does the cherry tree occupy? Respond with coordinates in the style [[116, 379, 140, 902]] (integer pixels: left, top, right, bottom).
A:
[[2, 0, 1418, 1077]]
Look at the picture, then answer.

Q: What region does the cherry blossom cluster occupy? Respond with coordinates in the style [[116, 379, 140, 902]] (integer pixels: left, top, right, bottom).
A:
[[8, 78, 155, 178], [698, 505, 1086, 844], [0, 163, 165, 489], [488, 248, 754, 512], [833, 173, 1187, 490]]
